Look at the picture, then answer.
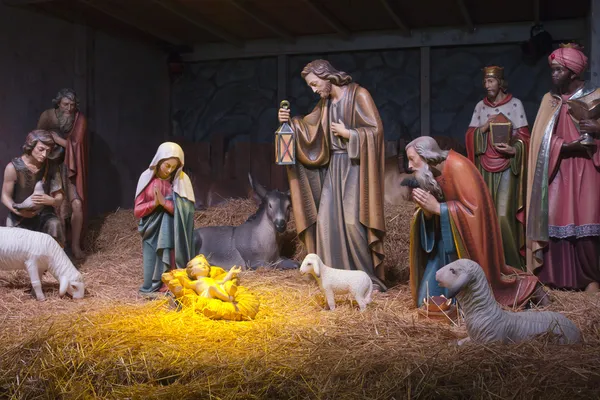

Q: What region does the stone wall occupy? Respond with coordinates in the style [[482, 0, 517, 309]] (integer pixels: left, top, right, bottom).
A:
[[172, 43, 552, 152], [170, 57, 278, 145], [172, 50, 420, 146], [431, 44, 552, 141]]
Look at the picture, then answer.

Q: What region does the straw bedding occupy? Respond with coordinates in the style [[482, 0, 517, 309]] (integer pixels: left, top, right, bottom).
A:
[[0, 199, 599, 399]]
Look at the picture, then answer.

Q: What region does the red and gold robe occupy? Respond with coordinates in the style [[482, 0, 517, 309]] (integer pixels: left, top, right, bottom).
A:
[[410, 150, 538, 307]]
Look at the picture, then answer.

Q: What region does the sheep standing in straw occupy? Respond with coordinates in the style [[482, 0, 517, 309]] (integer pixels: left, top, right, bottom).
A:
[[300, 253, 373, 311], [436, 259, 580, 345], [0, 227, 85, 301]]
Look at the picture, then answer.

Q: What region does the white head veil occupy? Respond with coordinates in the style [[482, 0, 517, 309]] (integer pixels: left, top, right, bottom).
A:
[[134, 142, 195, 203]]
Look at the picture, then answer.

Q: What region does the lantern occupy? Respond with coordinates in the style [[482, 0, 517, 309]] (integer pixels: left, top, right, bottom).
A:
[[275, 100, 296, 165]]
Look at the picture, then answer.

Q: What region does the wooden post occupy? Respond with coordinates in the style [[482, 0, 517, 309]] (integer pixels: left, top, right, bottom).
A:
[[72, 22, 94, 176], [590, 0, 600, 87], [420, 46, 431, 136], [73, 23, 90, 116]]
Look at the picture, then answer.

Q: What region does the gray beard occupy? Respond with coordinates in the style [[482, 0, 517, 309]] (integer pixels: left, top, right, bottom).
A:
[[415, 164, 443, 201], [57, 110, 75, 134]]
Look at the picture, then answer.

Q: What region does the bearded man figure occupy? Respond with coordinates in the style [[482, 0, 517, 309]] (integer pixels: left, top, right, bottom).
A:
[[37, 88, 88, 259], [465, 66, 530, 270], [278, 60, 387, 291], [527, 44, 600, 293], [406, 136, 543, 308]]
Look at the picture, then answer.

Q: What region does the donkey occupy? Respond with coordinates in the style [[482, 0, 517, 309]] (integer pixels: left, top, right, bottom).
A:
[[193, 173, 299, 271]]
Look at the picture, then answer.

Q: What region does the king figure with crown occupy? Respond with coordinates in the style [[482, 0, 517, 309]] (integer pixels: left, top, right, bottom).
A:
[[526, 43, 600, 293], [465, 66, 530, 270]]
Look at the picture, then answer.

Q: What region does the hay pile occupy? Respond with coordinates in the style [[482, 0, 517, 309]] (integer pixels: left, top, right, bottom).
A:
[[0, 200, 599, 399]]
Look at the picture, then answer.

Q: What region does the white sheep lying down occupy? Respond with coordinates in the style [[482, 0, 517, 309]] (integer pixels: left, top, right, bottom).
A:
[[300, 253, 373, 311], [436, 259, 580, 345], [0, 227, 85, 301]]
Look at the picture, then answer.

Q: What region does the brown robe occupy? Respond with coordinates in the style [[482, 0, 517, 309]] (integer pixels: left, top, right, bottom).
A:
[[37, 109, 89, 237], [410, 151, 538, 307], [286, 83, 386, 285]]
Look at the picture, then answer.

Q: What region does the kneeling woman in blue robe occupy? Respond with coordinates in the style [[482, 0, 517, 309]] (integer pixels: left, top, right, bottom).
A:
[[134, 142, 196, 294]]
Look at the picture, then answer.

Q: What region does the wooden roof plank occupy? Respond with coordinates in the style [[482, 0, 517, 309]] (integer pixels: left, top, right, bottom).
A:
[[378, 0, 410, 34], [301, 0, 350, 38], [78, 0, 184, 46], [456, 0, 475, 32], [151, 0, 243, 47], [2, 0, 55, 5], [227, 0, 295, 42], [184, 18, 585, 61]]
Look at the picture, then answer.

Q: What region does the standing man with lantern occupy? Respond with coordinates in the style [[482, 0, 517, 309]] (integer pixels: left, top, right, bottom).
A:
[[277, 59, 387, 291]]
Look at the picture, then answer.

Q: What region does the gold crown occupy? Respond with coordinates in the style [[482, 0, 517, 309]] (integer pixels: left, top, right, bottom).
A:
[[482, 65, 504, 80], [559, 43, 584, 50]]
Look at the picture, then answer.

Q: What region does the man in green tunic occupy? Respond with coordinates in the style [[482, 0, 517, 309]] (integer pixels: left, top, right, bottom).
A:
[[464, 66, 530, 270]]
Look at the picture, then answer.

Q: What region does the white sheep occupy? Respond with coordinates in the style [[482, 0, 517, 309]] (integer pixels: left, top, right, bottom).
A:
[[436, 259, 580, 345], [300, 253, 373, 312], [0, 227, 85, 301]]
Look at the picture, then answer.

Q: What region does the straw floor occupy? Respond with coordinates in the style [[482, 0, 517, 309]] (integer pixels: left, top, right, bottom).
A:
[[0, 199, 599, 399]]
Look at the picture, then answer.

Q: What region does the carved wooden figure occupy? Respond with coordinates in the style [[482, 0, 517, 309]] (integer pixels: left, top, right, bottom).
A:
[[193, 173, 297, 270], [37, 89, 88, 259], [134, 142, 196, 294], [465, 66, 530, 270], [527, 44, 600, 293], [1, 131, 65, 246], [278, 60, 387, 291], [406, 136, 544, 309]]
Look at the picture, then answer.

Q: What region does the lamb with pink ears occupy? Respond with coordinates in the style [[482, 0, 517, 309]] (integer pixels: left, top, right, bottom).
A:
[[300, 253, 373, 311]]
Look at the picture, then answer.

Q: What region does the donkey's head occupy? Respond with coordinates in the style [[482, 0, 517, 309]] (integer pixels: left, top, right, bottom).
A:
[[248, 173, 291, 233]]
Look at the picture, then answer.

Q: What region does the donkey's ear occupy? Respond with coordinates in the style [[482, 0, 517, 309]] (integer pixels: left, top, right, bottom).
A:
[[248, 172, 267, 199]]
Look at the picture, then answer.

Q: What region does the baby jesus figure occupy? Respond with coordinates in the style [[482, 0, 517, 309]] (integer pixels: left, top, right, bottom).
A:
[[185, 256, 242, 302]]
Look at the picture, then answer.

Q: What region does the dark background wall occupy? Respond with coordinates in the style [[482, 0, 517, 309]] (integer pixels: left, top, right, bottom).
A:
[[431, 44, 552, 139], [170, 43, 554, 166], [171, 45, 555, 144], [0, 3, 170, 224]]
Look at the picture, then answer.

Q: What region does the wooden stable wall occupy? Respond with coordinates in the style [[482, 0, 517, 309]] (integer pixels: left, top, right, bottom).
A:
[[0, 4, 169, 224], [177, 135, 465, 209]]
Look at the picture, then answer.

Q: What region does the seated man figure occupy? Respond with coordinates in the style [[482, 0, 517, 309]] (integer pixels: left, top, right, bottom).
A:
[[1, 130, 65, 246], [406, 136, 544, 308]]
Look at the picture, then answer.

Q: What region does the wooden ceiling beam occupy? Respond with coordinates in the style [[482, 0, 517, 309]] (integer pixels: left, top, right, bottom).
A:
[[456, 0, 475, 33], [151, 0, 243, 47], [185, 18, 585, 61], [2, 0, 55, 5], [78, 0, 184, 46], [227, 0, 294, 42], [378, 0, 410, 35], [301, 0, 350, 38]]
